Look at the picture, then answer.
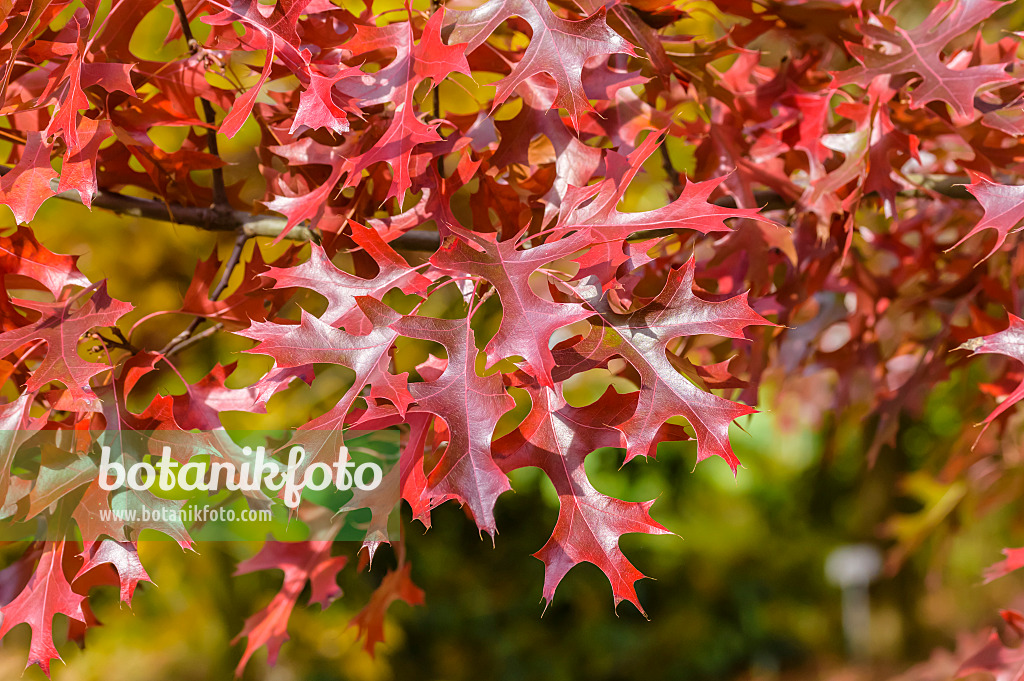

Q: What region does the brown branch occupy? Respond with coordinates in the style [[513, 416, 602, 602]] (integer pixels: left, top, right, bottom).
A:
[[0, 165, 317, 237], [0, 164, 439, 248], [0, 166, 974, 254]]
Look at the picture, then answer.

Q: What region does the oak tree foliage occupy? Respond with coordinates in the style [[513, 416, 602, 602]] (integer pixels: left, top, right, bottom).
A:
[[0, 0, 1023, 675]]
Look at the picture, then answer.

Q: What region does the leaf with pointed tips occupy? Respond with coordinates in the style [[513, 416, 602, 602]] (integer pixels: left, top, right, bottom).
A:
[[264, 222, 430, 330], [348, 562, 424, 656], [289, 67, 360, 136], [75, 540, 152, 604], [833, 0, 1012, 118], [443, 0, 636, 128], [569, 258, 774, 467], [240, 297, 410, 465], [0, 133, 57, 225], [495, 385, 672, 614], [0, 282, 132, 409], [952, 174, 1024, 261], [232, 541, 347, 674], [961, 314, 1024, 437], [0, 226, 89, 297], [388, 313, 515, 535], [0, 541, 86, 678], [430, 232, 592, 386], [556, 133, 766, 262]]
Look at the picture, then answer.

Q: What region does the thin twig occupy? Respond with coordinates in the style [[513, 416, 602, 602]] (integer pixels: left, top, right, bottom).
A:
[[171, 0, 228, 208], [110, 327, 137, 352], [159, 231, 249, 355], [163, 322, 225, 358], [88, 330, 137, 354], [211, 230, 250, 301]]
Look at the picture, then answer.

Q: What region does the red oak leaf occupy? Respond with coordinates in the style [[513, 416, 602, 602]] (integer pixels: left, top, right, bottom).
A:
[[443, 0, 636, 127], [0, 132, 57, 225], [79, 62, 137, 96], [952, 173, 1024, 261], [413, 9, 472, 85], [247, 364, 316, 411], [430, 231, 592, 387], [338, 10, 469, 200], [556, 132, 766, 257], [388, 312, 515, 536], [494, 385, 672, 614], [833, 0, 1013, 118], [261, 165, 343, 234], [179, 241, 297, 325], [958, 610, 1024, 681], [336, 462, 401, 563], [202, 0, 313, 137], [0, 225, 90, 297], [75, 540, 151, 604], [289, 67, 359, 136], [171, 363, 269, 430], [221, 37, 276, 138], [984, 547, 1024, 583], [0, 392, 36, 505], [348, 562, 424, 656], [804, 81, 920, 221], [240, 297, 410, 465], [569, 258, 774, 467], [42, 9, 92, 153], [0, 281, 132, 409], [961, 314, 1024, 438], [26, 445, 97, 520], [0, 541, 86, 678], [71, 473, 195, 548], [55, 117, 111, 208], [45, 61, 90, 151], [233, 541, 347, 675], [491, 74, 606, 218], [264, 221, 430, 330]]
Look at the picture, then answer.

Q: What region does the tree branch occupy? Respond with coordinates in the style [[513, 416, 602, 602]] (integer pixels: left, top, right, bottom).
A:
[[0, 166, 973, 254]]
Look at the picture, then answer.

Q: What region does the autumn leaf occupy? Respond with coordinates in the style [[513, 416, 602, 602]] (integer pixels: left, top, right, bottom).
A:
[[0, 281, 132, 409], [443, 0, 636, 127], [494, 385, 672, 614], [0, 132, 57, 225], [74, 540, 152, 604], [568, 258, 774, 467], [430, 231, 592, 387], [233, 541, 348, 674], [349, 562, 424, 656], [960, 313, 1024, 437], [0, 541, 86, 678], [0, 225, 89, 298], [264, 221, 430, 330], [388, 312, 515, 536], [833, 0, 1013, 118], [951, 173, 1024, 261]]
